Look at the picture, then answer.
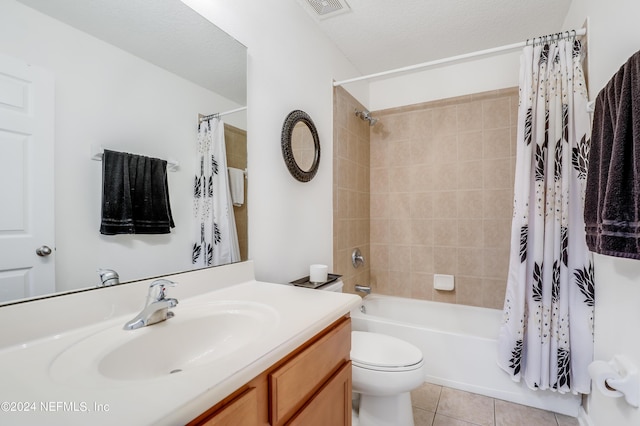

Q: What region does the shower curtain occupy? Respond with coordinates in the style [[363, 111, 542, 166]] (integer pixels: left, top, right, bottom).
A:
[[192, 117, 240, 267], [497, 38, 594, 394]]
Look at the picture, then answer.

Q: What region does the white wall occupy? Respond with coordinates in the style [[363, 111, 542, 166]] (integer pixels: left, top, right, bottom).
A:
[[562, 2, 640, 425], [368, 51, 520, 111], [0, 1, 244, 291], [181, 0, 363, 284]]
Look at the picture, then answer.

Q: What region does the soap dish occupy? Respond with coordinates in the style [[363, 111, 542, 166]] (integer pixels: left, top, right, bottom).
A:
[[290, 274, 342, 289]]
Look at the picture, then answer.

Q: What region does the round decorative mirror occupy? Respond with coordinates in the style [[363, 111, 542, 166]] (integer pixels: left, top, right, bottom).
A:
[[281, 110, 320, 182]]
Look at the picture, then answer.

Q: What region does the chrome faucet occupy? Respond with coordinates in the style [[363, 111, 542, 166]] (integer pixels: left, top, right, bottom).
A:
[[354, 284, 371, 295], [123, 279, 178, 330]]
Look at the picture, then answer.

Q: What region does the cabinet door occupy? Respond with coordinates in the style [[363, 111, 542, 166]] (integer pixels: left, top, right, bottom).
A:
[[199, 387, 258, 426], [287, 361, 352, 426], [270, 318, 351, 425]]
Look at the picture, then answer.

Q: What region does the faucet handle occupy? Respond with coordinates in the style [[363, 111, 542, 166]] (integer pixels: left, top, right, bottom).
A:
[[147, 279, 177, 302]]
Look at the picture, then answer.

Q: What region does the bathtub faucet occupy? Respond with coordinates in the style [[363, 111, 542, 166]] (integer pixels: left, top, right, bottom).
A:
[[355, 284, 371, 295]]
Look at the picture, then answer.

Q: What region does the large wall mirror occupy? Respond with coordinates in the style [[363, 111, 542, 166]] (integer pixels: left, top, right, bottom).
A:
[[0, 0, 247, 305]]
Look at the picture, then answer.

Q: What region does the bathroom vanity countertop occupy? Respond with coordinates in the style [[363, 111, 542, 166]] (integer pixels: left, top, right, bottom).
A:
[[0, 280, 361, 425]]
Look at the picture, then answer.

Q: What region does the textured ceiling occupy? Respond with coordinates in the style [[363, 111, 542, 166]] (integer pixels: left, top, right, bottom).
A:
[[301, 0, 574, 76], [16, 0, 247, 105]]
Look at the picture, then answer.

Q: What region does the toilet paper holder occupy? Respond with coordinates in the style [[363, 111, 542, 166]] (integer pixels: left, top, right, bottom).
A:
[[589, 355, 639, 408]]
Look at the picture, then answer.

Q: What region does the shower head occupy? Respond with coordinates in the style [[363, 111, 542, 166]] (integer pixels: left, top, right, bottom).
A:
[[355, 109, 378, 126]]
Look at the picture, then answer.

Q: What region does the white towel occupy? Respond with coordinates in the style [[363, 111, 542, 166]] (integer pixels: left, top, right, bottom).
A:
[[228, 167, 245, 207]]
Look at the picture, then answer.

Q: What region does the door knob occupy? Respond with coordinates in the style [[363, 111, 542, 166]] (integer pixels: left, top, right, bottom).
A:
[[36, 245, 52, 257]]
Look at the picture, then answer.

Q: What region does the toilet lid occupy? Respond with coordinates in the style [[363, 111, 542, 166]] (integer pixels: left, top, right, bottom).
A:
[[351, 331, 423, 371]]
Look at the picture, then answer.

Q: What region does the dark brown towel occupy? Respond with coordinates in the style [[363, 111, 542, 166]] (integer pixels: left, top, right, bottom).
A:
[[100, 150, 175, 235], [584, 50, 640, 258]]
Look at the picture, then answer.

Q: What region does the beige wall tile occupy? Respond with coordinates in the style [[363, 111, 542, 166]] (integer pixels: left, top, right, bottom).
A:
[[370, 193, 390, 218], [433, 106, 458, 137], [370, 167, 389, 193], [482, 97, 511, 130], [483, 219, 511, 248], [433, 133, 458, 164], [389, 139, 413, 167], [407, 109, 434, 140], [458, 247, 484, 276], [458, 219, 484, 247], [434, 247, 458, 275], [389, 245, 412, 273], [389, 192, 412, 218], [370, 219, 389, 244], [458, 160, 484, 190], [483, 278, 507, 309], [389, 219, 412, 244], [410, 165, 434, 192], [432, 288, 457, 304], [411, 137, 434, 165], [432, 191, 458, 218], [433, 219, 458, 247], [483, 127, 512, 159], [483, 189, 513, 219], [457, 101, 484, 132], [411, 272, 434, 300], [389, 270, 412, 297], [432, 161, 458, 190], [411, 219, 433, 246], [483, 248, 510, 279], [483, 158, 513, 189], [457, 131, 483, 161], [455, 276, 484, 307], [333, 87, 370, 293], [337, 87, 517, 308], [411, 245, 434, 273], [389, 167, 413, 192], [410, 192, 433, 218], [457, 190, 484, 219]]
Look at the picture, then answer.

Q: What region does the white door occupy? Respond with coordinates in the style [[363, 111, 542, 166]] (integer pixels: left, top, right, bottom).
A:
[[0, 53, 55, 303]]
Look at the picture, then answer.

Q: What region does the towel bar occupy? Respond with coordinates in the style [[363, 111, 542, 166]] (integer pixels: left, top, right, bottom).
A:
[[91, 147, 179, 172]]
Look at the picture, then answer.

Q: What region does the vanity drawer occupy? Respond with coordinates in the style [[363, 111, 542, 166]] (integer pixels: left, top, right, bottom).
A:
[[269, 317, 351, 426]]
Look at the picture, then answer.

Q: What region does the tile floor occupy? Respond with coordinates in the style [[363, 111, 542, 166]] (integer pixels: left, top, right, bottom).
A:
[[411, 383, 580, 426]]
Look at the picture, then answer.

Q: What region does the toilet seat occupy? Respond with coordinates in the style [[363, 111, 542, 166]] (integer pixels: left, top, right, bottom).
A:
[[351, 331, 423, 372]]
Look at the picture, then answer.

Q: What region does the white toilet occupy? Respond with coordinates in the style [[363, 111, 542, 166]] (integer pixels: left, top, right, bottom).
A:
[[315, 280, 425, 426], [351, 331, 424, 426]]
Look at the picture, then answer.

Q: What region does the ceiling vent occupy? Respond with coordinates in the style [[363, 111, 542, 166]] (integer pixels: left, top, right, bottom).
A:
[[298, 0, 351, 20]]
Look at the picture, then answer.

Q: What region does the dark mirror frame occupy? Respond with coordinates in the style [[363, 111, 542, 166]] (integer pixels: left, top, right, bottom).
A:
[[281, 110, 320, 182]]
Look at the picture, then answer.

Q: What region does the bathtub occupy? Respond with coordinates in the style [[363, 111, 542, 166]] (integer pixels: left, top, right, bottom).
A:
[[350, 294, 581, 417]]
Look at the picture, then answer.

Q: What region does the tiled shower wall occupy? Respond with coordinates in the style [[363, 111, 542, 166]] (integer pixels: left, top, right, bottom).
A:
[[369, 88, 518, 309], [333, 86, 370, 294], [225, 124, 248, 261]]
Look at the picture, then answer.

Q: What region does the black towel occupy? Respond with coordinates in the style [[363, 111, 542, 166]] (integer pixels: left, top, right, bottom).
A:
[[584, 50, 640, 259], [100, 150, 175, 235]]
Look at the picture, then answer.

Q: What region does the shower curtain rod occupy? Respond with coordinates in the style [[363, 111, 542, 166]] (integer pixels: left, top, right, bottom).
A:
[[199, 106, 247, 122], [333, 28, 587, 87]]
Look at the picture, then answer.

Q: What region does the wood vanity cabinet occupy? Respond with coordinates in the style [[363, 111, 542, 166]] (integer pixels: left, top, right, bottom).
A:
[[188, 316, 352, 426]]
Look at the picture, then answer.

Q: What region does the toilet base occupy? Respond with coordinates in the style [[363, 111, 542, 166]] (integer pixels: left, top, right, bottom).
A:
[[357, 391, 414, 426]]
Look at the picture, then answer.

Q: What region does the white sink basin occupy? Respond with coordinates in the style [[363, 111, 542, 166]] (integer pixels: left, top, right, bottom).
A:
[[50, 301, 279, 385]]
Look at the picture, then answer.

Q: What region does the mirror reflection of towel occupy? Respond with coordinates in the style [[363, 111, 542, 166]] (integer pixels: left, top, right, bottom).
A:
[[228, 167, 245, 207], [100, 150, 175, 235]]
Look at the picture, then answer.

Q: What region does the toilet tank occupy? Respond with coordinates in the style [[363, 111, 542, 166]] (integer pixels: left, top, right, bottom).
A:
[[317, 279, 344, 292]]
